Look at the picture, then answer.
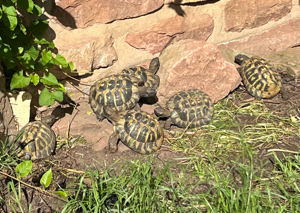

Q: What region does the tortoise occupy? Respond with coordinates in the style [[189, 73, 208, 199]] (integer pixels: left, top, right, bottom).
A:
[[103, 107, 163, 154], [154, 89, 214, 129], [89, 74, 157, 121], [234, 54, 289, 100], [12, 115, 56, 160], [122, 57, 160, 89]]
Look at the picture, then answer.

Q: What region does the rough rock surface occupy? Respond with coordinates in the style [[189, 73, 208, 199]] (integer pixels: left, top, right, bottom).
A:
[[126, 14, 213, 54], [225, 0, 292, 32], [157, 39, 241, 104], [218, 19, 300, 57], [55, 0, 164, 28], [0, 92, 18, 143], [53, 27, 117, 75], [165, 0, 209, 3], [51, 101, 114, 151]]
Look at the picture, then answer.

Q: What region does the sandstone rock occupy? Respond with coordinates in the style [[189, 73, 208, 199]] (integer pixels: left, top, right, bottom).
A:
[[157, 39, 241, 104], [0, 92, 18, 144], [126, 14, 213, 54], [51, 100, 114, 149], [9, 91, 32, 130], [53, 27, 117, 75], [56, 0, 164, 28], [266, 47, 300, 78], [218, 19, 300, 57], [165, 0, 209, 3], [224, 0, 292, 32]]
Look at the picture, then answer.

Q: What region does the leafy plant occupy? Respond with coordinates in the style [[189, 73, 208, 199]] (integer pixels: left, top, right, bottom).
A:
[[40, 168, 52, 188], [0, 0, 73, 106], [15, 160, 32, 178]]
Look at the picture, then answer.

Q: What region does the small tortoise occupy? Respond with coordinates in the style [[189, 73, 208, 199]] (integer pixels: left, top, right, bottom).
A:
[[12, 115, 56, 160], [154, 89, 214, 129], [103, 107, 163, 154], [122, 57, 160, 89], [89, 74, 156, 120], [234, 54, 289, 100]]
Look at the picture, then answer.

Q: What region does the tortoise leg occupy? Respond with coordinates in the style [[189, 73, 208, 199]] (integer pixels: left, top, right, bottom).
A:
[[108, 132, 119, 153], [280, 85, 290, 100], [164, 118, 173, 130]]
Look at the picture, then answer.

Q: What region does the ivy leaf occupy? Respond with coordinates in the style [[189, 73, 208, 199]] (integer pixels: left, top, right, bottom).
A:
[[52, 54, 67, 68], [10, 70, 31, 90], [30, 73, 39, 86], [2, 3, 18, 30], [15, 161, 32, 178], [51, 90, 63, 102], [40, 168, 52, 188], [32, 4, 42, 16], [30, 20, 49, 39], [39, 87, 54, 106], [26, 45, 39, 61], [17, 0, 33, 12], [56, 83, 66, 93], [41, 49, 53, 64], [68, 62, 74, 71], [40, 72, 59, 86]]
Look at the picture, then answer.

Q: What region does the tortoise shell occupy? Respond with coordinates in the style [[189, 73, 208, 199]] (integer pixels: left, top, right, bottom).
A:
[[113, 109, 163, 154], [89, 74, 143, 120], [14, 120, 56, 160], [235, 55, 287, 99], [122, 57, 160, 89], [165, 89, 214, 128]]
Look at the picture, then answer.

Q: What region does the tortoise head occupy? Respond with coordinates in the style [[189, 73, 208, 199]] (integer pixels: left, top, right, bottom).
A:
[[234, 54, 250, 65], [103, 106, 120, 124], [154, 107, 171, 118], [148, 57, 160, 74], [40, 115, 56, 126]]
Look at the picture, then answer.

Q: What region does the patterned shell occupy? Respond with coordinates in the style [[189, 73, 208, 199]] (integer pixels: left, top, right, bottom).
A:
[[114, 109, 163, 154], [89, 74, 141, 120], [236, 56, 283, 99], [14, 121, 56, 160], [122, 58, 160, 89], [166, 89, 214, 128]]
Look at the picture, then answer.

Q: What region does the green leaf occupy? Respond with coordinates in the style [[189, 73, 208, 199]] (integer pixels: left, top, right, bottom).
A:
[[51, 90, 63, 102], [27, 46, 39, 61], [55, 191, 68, 198], [2, 3, 18, 30], [40, 168, 52, 188], [56, 83, 66, 93], [15, 161, 32, 178], [30, 73, 39, 86], [32, 4, 42, 16], [17, 52, 35, 70], [30, 20, 49, 39], [53, 54, 67, 68], [10, 70, 31, 90], [17, 0, 33, 12], [39, 87, 54, 106], [18, 47, 24, 54], [0, 8, 2, 19], [41, 49, 53, 64], [68, 62, 74, 71], [40, 72, 59, 86]]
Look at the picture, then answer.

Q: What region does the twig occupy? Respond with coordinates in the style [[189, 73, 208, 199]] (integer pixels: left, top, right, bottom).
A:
[[0, 171, 67, 202]]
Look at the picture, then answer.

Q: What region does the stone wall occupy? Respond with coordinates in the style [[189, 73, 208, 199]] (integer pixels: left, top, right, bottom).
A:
[[46, 0, 299, 103]]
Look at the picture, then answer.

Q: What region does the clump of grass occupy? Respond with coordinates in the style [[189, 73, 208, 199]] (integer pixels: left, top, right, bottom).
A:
[[166, 94, 299, 159]]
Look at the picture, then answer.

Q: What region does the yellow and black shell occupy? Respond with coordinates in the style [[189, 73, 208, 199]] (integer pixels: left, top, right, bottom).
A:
[[122, 57, 160, 89], [113, 109, 163, 154], [14, 120, 56, 160], [165, 89, 214, 128], [234, 54, 288, 99], [89, 74, 142, 120]]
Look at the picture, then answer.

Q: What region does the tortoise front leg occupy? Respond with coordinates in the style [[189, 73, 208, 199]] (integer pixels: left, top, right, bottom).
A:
[[108, 132, 119, 153], [164, 118, 173, 130]]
